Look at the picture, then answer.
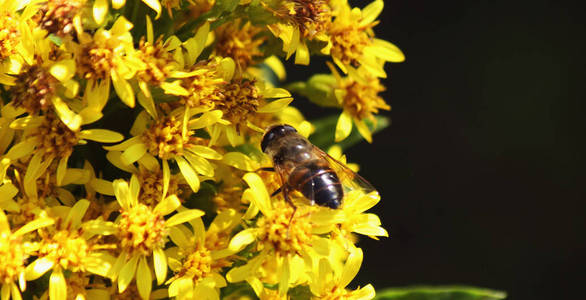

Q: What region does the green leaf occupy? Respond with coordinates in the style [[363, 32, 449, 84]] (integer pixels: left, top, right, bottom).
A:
[[374, 286, 507, 300], [176, 0, 240, 40], [309, 114, 390, 151], [287, 74, 339, 108]]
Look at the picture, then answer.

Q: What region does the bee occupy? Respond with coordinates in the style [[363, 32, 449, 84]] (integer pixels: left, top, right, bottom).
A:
[[260, 124, 375, 209]]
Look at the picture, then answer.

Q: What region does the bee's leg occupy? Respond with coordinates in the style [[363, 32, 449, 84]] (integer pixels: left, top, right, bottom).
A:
[[282, 185, 298, 238], [271, 186, 282, 197]]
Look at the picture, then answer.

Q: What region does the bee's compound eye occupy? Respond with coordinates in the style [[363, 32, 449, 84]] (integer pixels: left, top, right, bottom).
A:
[[261, 124, 298, 153]]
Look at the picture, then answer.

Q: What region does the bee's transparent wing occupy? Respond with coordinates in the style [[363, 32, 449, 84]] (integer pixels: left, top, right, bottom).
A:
[[311, 146, 376, 194]]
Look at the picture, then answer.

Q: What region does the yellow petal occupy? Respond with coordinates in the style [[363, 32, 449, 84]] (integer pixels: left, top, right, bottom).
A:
[[359, 0, 384, 27], [168, 227, 190, 249], [53, 97, 82, 131], [262, 88, 291, 99], [264, 56, 286, 81], [165, 209, 205, 227], [219, 57, 235, 81], [256, 98, 293, 113], [50, 60, 76, 82], [25, 257, 54, 280], [146, 15, 154, 44], [9, 115, 43, 130], [111, 71, 135, 108], [112, 0, 125, 9], [90, 178, 115, 196], [242, 173, 271, 216], [184, 152, 214, 177], [111, 16, 133, 35], [120, 142, 147, 165], [65, 199, 89, 229], [162, 159, 170, 199], [79, 129, 124, 143], [113, 179, 131, 210], [103, 136, 141, 151], [118, 255, 139, 293], [372, 38, 405, 62], [340, 247, 363, 288], [49, 268, 67, 300], [294, 41, 310, 65], [354, 284, 376, 300], [228, 228, 257, 252], [154, 194, 180, 216], [176, 156, 200, 192], [160, 80, 189, 96], [222, 152, 258, 171], [188, 110, 222, 129], [106, 151, 138, 173], [335, 111, 353, 142], [136, 256, 152, 300], [5, 138, 36, 160], [109, 252, 127, 281], [153, 248, 167, 285], [142, 0, 161, 18], [354, 119, 372, 143], [137, 89, 158, 119], [93, 0, 108, 24], [278, 255, 290, 296], [14, 217, 54, 236]]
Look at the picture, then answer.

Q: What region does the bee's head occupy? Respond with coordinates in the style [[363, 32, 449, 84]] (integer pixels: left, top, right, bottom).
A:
[[261, 124, 297, 153]]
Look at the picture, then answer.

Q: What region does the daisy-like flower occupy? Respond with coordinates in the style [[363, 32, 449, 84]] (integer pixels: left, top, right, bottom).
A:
[[108, 177, 205, 300], [266, 0, 332, 65], [35, 0, 86, 38], [24, 199, 116, 300], [226, 173, 337, 297], [105, 108, 223, 194], [213, 19, 267, 73], [7, 111, 122, 198], [328, 64, 389, 143], [165, 209, 241, 300], [72, 16, 145, 108], [0, 0, 37, 85], [0, 209, 54, 300], [309, 246, 375, 300], [326, 0, 404, 77]]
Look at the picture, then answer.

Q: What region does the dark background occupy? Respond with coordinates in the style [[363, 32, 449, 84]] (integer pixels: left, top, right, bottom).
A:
[[289, 1, 585, 299]]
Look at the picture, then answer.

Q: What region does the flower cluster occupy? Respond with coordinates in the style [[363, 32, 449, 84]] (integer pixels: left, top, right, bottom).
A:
[[0, 0, 400, 299]]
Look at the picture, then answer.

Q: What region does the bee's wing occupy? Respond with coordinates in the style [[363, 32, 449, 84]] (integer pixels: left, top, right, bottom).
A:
[[312, 145, 376, 194]]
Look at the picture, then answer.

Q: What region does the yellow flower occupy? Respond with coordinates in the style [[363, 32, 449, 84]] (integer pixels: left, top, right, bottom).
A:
[[166, 209, 241, 300], [108, 176, 205, 300], [326, 0, 404, 77], [266, 0, 331, 65], [0, 209, 54, 300], [6, 112, 122, 199], [73, 16, 145, 108], [36, 0, 86, 38], [214, 19, 267, 73], [309, 246, 375, 300], [329, 64, 389, 143], [226, 173, 337, 297], [0, 0, 37, 85], [105, 108, 224, 194], [24, 199, 116, 300]]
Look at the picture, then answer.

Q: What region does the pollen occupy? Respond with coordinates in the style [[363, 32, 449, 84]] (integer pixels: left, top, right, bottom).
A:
[[117, 203, 167, 256], [77, 44, 116, 80], [176, 243, 213, 282], [142, 115, 190, 160], [284, 0, 331, 40], [214, 20, 266, 70], [0, 232, 26, 285], [181, 60, 225, 108], [37, 0, 84, 37], [340, 75, 388, 121], [137, 37, 175, 86], [256, 201, 312, 257], [0, 10, 19, 59], [31, 113, 79, 158], [10, 65, 58, 114], [329, 18, 374, 67], [137, 167, 179, 206], [38, 229, 90, 272], [216, 79, 260, 133]]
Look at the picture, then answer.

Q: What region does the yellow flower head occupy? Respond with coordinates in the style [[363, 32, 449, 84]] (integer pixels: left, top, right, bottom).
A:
[[214, 19, 267, 72]]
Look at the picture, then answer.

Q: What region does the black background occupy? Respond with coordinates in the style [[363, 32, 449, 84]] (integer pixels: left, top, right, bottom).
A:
[[288, 1, 585, 299]]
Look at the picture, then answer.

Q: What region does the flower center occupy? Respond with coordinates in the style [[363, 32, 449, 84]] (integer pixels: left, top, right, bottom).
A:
[[137, 37, 175, 86], [137, 168, 179, 206], [0, 11, 20, 60], [39, 230, 90, 272], [214, 21, 266, 70], [142, 115, 189, 160], [77, 44, 115, 80], [329, 19, 373, 67], [117, 204, 167, 256], [216, 79, 260, 133], [257, 201, 313, 256], [37, 0, 84, 37], [181, 60, 225, 108], [10, 65, 58, 114], [31, 113, 79, 158], [0, 232, 26, 285], [285, 0, 331, 40], [340, 76, 388, 120], [178, 243, 213, 283]]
